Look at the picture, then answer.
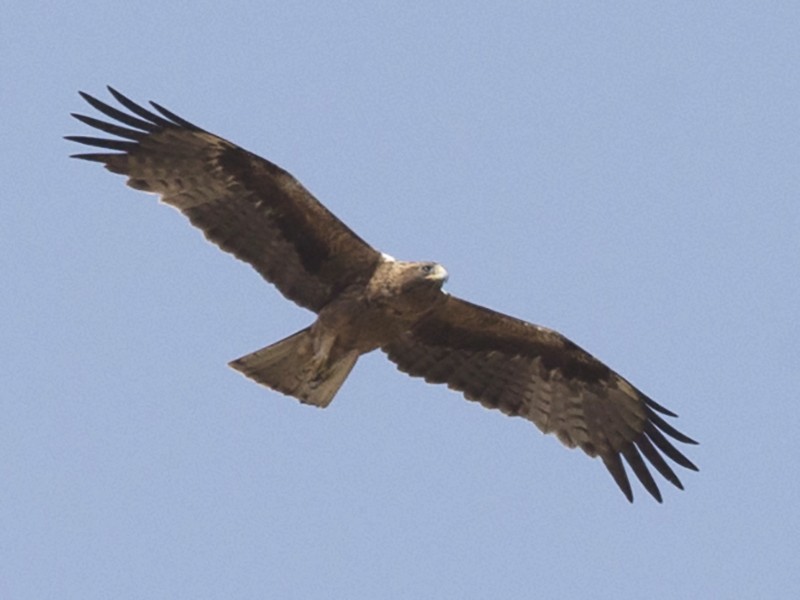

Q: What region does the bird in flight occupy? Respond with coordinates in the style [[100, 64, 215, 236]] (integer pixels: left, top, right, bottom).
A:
[[67, 87, 698, 502]]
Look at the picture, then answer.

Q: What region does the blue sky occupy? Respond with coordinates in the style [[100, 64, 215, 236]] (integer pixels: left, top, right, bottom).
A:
[[4, 2, 799, 598]]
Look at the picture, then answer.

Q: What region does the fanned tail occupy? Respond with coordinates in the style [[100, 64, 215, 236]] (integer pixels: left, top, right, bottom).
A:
[[229, 328, 358, 407]]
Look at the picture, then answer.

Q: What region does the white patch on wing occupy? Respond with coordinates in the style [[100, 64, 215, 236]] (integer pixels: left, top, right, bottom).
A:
[[380, 252, 396, 262]]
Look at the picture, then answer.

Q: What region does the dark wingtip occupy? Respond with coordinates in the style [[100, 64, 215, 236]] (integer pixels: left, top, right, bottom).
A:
[[644, 396, 678, 418], [106, 86, 129, 105], [683, 458, 700, 472], [106, 86, 176, 127], [64, 135, 136, 152], [600, 395, 700, 502], [647, 408, 698, 445], [68, 152, 117, 162], [636, 436, 684, 490], [640, 483, 664, 503], [620, 484, 634, 503], [621, 445, 663, 503], [149, 99, 201, 130], [603, 454, 634, 503]]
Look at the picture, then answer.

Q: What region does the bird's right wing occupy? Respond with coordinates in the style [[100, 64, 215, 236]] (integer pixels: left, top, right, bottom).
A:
[[67, 87, 382, 313]]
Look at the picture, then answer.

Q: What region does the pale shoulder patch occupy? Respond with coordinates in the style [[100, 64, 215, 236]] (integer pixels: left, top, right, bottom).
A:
[[380, 252, 396, 262]]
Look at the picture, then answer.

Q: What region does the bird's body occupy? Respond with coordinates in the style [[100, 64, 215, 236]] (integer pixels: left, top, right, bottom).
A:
[[68, 88, 698, 502], [233, 259, 449, 407]]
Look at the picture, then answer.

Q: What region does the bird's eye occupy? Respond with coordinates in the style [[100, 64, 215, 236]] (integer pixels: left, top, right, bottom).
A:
[[421, 265, 433, 274]]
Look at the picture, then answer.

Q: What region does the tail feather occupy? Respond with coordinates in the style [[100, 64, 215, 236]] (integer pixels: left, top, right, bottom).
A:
[[229, 328, 358, 408]]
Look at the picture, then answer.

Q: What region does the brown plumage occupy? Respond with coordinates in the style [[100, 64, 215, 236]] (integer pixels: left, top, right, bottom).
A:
[[67, 87, 698, 502]]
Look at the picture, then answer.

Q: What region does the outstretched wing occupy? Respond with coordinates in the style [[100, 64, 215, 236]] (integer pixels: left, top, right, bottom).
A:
[[383, 295, 698, 502], [67, 87, 381, 312]]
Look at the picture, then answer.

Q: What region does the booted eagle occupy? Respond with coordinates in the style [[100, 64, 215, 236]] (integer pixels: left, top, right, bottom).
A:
[[67, 87, 698, 502]]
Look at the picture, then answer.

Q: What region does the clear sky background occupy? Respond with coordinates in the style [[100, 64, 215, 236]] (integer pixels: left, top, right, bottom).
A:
[[4, 2, 799, 598]]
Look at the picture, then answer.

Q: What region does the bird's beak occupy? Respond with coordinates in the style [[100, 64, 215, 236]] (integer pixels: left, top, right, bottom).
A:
[[428, 264, 449, 283]]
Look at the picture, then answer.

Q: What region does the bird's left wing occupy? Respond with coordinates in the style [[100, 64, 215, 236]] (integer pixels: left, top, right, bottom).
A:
[[67, 87, 382, 313], [382, 295, 698, 502]]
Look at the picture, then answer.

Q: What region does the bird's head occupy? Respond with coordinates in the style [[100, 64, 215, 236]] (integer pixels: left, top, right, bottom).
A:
[[420, 261, 448, 281], [389, 261, 447, 303], [367, 257, 449, 304], [408, 261, 448, 289]]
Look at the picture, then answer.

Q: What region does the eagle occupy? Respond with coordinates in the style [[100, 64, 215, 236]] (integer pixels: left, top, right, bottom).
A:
[[67, 87, 698, 503]]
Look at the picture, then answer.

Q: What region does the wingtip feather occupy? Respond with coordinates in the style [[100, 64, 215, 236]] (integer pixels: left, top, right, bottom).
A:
[[647, 408, 698, 445], [602, 453, 634, 503], [644, 396, 678, 417], [621, 445, 663, 503], [149, 100, 201, 130]]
